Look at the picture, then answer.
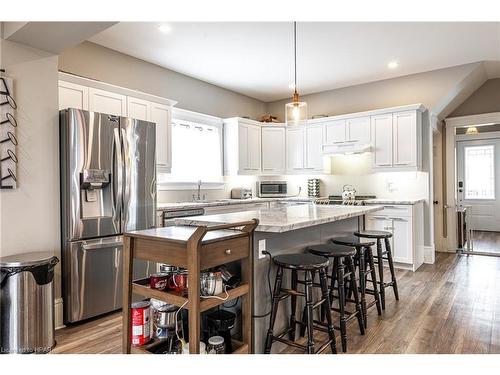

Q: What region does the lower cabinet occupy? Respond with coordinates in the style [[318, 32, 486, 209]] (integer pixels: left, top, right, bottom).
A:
[[365, 202, 424, 271]]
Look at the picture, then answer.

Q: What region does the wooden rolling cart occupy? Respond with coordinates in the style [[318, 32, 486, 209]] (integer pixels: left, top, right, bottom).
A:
[[122, 219, 258, 354]]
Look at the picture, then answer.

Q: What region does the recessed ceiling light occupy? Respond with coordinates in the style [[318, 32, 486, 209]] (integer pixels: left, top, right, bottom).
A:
[[388, 61, 399, 69], [158, 24, 172, 34]]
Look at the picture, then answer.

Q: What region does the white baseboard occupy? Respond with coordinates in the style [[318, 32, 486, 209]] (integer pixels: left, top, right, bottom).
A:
[[55, 298, 65, 330], [424, 245, 435, 264]]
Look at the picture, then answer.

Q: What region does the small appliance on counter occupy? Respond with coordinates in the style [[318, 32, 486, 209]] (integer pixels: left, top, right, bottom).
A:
[[230, 187, 253, 199], [256, 180, 288, 197], [307, 178, 320, 198]]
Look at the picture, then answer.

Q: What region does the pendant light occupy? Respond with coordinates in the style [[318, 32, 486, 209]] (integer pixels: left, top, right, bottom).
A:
[[285, 22, 308, 126]]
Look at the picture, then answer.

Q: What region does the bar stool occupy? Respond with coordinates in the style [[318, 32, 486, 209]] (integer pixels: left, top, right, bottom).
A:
[[264, 253, 337, 354], [307, 244, 365, 353], [354, 230, 399, 309], [331, 236, 382, 327]]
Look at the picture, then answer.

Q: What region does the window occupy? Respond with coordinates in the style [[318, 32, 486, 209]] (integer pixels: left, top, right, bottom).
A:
[[158, 112, 223, 187], [464, 145, 495, 200]]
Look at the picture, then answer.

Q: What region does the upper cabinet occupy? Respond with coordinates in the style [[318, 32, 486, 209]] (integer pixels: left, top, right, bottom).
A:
[[58, 81, 88, 111], [261, 126, 286, 175], [150, 103, 172, 172], [88, 88, 127, 116], [58, 74, 176, 173], [286, 124, 328, 174], [223, 118, 262, 175], [371, 110, 421, 171], [127, 96, 172, 171], [322, 116, 371, 154]]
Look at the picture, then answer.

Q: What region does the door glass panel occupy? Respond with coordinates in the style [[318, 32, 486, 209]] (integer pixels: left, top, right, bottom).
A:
[[464, 145, 495, 199]]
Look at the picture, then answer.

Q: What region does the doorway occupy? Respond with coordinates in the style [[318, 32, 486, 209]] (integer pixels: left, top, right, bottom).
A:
[[456, 137, 500, 255]]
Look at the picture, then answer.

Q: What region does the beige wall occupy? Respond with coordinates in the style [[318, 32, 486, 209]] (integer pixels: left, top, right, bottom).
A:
[[449, 78, 500, 117], [265, 63, 486, 120], [0, 39, 61, 294], [59, 41, 266, 120]]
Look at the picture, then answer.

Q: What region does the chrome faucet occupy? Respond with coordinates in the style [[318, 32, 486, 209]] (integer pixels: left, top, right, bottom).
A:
[[192, 180, 207, 202]]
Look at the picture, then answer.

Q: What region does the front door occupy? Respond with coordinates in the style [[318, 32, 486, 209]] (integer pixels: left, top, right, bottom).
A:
[[456, 138, 500, 254]]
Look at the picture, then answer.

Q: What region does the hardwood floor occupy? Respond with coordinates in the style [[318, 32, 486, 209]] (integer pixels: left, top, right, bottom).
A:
[[53, 252, 500, 354], [471, 230, 500, 255]]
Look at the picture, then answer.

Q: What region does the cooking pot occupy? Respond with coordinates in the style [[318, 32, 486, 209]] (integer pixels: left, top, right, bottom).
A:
[[154, 304, 179, 329]]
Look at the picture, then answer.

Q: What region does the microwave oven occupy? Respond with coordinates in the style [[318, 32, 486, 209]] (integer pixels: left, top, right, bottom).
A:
[[256, 181, 288, 197]]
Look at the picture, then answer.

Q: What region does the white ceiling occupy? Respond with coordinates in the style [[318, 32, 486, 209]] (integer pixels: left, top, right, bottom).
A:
[[90, 22, 500, 102]]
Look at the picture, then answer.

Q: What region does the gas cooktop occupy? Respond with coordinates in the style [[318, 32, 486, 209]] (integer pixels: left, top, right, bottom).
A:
[[315, 195, 376, 206]]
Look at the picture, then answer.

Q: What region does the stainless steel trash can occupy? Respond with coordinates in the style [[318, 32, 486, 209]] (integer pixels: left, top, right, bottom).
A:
[[0, 251, 58, 354]]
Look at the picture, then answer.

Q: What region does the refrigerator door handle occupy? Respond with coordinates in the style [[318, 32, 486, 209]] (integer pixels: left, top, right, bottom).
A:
[[121, 127, 131, 228], [113, 128, 123, 232], [82, 241, 123, 251]]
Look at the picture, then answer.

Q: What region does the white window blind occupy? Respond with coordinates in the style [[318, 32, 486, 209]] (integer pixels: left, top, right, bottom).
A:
[[160, 119, 223, 183], [465, 145, 495, 200]]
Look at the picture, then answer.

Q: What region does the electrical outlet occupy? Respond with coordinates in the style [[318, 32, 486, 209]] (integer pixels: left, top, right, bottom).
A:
[[258, 239, 266, 259]]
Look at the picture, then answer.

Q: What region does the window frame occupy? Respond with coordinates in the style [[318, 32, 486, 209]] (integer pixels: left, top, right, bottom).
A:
[[157, 108, 225, 191]]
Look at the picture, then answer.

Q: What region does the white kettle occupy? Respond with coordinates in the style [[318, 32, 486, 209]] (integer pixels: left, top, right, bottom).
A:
[[342, 185, 356, 202]]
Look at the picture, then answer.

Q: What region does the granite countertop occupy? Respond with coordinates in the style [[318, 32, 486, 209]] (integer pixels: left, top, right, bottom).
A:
[[365, 198, 425, 205], [157, 197, 319, 211], [175, 204, 383, 233]]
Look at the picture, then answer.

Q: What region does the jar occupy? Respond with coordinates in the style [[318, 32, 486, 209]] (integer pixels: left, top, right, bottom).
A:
[[207, 335, 225, 354]]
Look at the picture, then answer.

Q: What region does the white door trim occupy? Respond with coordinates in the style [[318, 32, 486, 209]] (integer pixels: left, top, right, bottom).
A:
[[445, 111, 500, 128]]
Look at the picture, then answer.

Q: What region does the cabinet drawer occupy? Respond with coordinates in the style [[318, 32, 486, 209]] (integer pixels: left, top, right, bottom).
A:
[[200, 236, 249, 270], [367, 204, 411, 218]]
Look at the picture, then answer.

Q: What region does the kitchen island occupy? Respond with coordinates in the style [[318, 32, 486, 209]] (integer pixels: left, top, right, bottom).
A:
[[176, 203, 382, 353]]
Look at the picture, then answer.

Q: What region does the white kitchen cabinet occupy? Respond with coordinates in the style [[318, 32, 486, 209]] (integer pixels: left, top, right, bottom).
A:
[[371, 113, 393, 167], [261, 126, 286, 174], [89, 88, 127, 116], [324, 119, 346, 144], [391, 217, 412, 264], [346, 116, 370, 144], [127, 96, 150, 121], [286, 127, 305, 171], [223, 118, 262, 175], [150, 103, 172, 172], [58, 81, 89, 111], [321, 116, 371, 154], [371, 110, 421, 170], [365, 202, 424, 271], [305, 125, 324, 170], [393, 111, 417, 167], [286, 125, 327, 173]]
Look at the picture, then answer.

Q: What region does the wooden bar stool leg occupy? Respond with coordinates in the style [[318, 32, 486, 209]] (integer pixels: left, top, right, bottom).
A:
[[385, 237, 399, 301], [264, 266, 284, 354], [357, 247, 367, 327], [319, 268, 337, 354], [376, 239, 386, 310], [337, 258, 348, 352], [289, 269, 298, 341], [366, 247, 382, 315], [304, 270, 315, 354], [346, 256, 365, 335]]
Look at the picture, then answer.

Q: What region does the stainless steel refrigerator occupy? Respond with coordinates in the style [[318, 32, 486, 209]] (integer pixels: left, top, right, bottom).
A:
[[60, 108, 156, 324]]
